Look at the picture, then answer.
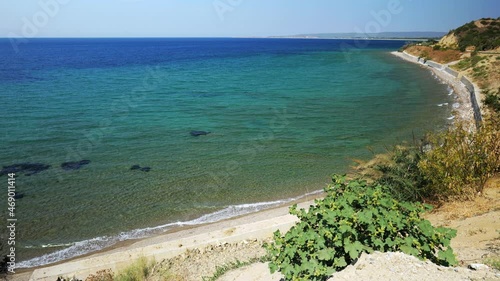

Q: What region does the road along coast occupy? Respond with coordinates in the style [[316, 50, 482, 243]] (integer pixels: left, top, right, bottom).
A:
[[391, 51, 482, 127]]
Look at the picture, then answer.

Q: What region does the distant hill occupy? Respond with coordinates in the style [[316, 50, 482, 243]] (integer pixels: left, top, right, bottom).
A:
[[271, 32, 446, 40], [439, 18, 500, 51]]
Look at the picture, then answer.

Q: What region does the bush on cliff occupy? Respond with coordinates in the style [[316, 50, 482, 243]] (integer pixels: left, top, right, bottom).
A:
[[375, 145, 429, 202], [419, 117, 500, 200], [375, 115, 499, 202]]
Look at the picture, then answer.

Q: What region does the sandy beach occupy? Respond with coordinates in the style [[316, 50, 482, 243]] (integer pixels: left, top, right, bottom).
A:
[[14, 195, 322, 281]]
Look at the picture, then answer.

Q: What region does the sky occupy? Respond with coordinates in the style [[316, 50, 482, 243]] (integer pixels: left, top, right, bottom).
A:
[[0, 0, 499, 37]]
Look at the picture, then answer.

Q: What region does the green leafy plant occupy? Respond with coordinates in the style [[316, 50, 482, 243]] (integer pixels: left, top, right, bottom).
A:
[[264, 175, 457, 281]]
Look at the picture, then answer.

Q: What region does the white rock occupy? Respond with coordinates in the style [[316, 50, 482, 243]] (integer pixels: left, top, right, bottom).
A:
[[468, 263, 489, 271]]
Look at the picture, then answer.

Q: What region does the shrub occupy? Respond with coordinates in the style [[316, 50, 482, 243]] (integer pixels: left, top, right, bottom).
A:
[[114, 257, 156, 281], [375, 145, 428, 202], [264, 175, 457, 281], [454, 57, 472, 70], [471, 55, 485, 66], [419, 117, 500, 200], [484, 89, 500, 112], [433, 45, 441, 51], [453, 19, 500, 51]]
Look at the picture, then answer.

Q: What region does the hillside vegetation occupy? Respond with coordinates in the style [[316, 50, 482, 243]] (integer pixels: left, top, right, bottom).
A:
[[403, 18, 500, 113], [449, 18, 500, 52]]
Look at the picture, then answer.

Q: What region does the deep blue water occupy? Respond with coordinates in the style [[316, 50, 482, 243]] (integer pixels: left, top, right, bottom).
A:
[[0, 38, 454, 267]]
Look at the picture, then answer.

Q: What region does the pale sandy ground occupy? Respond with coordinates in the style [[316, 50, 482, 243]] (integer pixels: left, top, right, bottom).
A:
[[10, 199, 318, 281], [221, 252, 500, 281]]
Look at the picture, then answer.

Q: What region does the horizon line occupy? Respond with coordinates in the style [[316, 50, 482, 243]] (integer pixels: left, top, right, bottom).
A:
[[1, 31, 448, 40]]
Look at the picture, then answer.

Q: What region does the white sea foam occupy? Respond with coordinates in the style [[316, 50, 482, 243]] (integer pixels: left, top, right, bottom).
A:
[[24, 243, 75, 249], [17, 190, 323, 268]]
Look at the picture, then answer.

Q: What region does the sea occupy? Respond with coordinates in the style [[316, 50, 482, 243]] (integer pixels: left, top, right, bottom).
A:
[[0, 38, 454, 267]]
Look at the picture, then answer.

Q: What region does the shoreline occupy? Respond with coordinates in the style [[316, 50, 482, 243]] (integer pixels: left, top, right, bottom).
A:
[[16, 188, 326, 269], [12, 50, 482, 281], [390, 51, 480, 125], [16, 190, 326, 280]]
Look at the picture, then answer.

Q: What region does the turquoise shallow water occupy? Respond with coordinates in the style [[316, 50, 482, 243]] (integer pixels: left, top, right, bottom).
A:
[[0, 38, 454, 266]]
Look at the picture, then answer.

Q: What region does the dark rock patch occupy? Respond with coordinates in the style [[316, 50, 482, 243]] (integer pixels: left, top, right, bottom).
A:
[[190, 130, 211, 137], [130, 165, 141, 170], [0, 163, 51, 176], [130, 165, 151, 172], [61, 160, 91, 171]]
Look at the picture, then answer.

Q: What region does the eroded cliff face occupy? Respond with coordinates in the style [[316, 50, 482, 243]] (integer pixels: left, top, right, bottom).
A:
[[438, 33, 459, 49]]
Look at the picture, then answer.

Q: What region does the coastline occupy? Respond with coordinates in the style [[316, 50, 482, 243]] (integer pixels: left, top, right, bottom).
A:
[[15, 187, 327, 268], [17, 192, 325, 281], [390, 51, 480, 125], [11, 50, 485, 281]]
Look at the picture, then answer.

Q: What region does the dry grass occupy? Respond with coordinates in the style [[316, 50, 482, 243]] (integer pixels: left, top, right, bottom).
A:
[[428, 175, 500, 221], [83, 257, 186, 281], [348, 153, 391, 181], [464, 54, 500, 90], [223, 227, 236, 236], [405, 46, 462, 64]]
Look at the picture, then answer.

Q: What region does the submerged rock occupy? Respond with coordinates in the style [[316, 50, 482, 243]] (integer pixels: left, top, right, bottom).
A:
[[140, 167, 151, 172], [0, 163, 51, 176], [61, 160, 91, 171], [130, 165, 151, 172], [190, 130, 211, 137]]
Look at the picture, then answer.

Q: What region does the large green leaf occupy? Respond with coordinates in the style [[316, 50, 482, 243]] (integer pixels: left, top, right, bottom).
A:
[[265, 175, 457, 281]]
